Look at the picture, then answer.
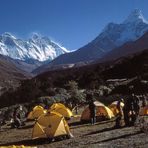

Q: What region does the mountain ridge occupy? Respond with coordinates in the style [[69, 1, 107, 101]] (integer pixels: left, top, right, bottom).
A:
[[99, 31, 148, 62], [33, 9, 148, 74]]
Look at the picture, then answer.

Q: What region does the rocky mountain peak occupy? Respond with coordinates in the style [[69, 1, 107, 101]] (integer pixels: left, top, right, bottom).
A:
[[123, 9, 148, 24]]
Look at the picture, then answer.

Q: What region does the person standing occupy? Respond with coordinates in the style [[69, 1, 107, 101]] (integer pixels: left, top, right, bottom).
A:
[[123, 97, 131, 127], [130, 93, 140, 125], [115, 99, 124, 128], [132, 94, 140, 116], [89, 99, 96, 125], [141, 95, 146, 107], [12, 107, 22, 128], [124, 93, 139, 126], [87, 94, 96, 125], [12, 105, 25, 128]]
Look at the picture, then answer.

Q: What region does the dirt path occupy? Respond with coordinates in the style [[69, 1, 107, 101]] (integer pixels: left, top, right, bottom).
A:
[[0, 118, 148, 148]]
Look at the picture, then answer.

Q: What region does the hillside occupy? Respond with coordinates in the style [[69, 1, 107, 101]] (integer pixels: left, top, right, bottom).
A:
[[1, 48, 148, 108], [0, 54, 31, 95]]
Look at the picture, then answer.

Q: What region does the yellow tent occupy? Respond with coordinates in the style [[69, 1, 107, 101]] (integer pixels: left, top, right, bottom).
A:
[[109, 101, 124, 116], [32, 111, 71, 139], [49, 103, 73, 119], [81, 101, 114, 121], [0, 146, 37, 148], [27, 105, 47, 120], [50, 103, 66, 109], [139, 106, 148, 116]]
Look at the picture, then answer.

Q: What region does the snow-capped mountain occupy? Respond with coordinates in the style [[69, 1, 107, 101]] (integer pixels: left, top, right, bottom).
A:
[[92, 9, 148, 53], [99, 31, 148, 63], [39, 9, 148, 68], [0, 33, 68, 62]]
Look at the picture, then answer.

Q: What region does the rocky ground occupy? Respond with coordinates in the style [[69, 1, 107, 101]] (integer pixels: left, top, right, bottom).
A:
[[0, 116, 148, 148]]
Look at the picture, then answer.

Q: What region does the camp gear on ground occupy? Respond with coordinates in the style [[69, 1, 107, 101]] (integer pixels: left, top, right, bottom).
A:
[[10, 117, 25, 128], [49, 103, 73, 119], [27, 106, 47, 120], [81, 101, 114, 122], [32, 111, 71, 139]]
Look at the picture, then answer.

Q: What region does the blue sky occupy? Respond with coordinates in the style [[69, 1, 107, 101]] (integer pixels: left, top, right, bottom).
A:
[[0, 0, 148, 50]]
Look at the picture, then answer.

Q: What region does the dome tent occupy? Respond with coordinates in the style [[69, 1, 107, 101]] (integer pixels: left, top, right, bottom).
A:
[[32, 111, 71, 139], [81, 101, 114, 122], [27, 105, 47, 120], [49, 103, 73, 119]]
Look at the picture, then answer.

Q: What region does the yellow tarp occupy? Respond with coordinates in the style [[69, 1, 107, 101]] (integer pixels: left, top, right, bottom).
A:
[[32, 111, 70, 139]]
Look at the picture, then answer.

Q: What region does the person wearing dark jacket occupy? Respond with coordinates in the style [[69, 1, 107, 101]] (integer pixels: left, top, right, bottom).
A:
[[131, 93, 140, 125], [133, 94, 140, 115], [123, 97, 131, 127], [86, 93, 96, 125], [123, 93, 140, 126], [89, 99, 96, 125]]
